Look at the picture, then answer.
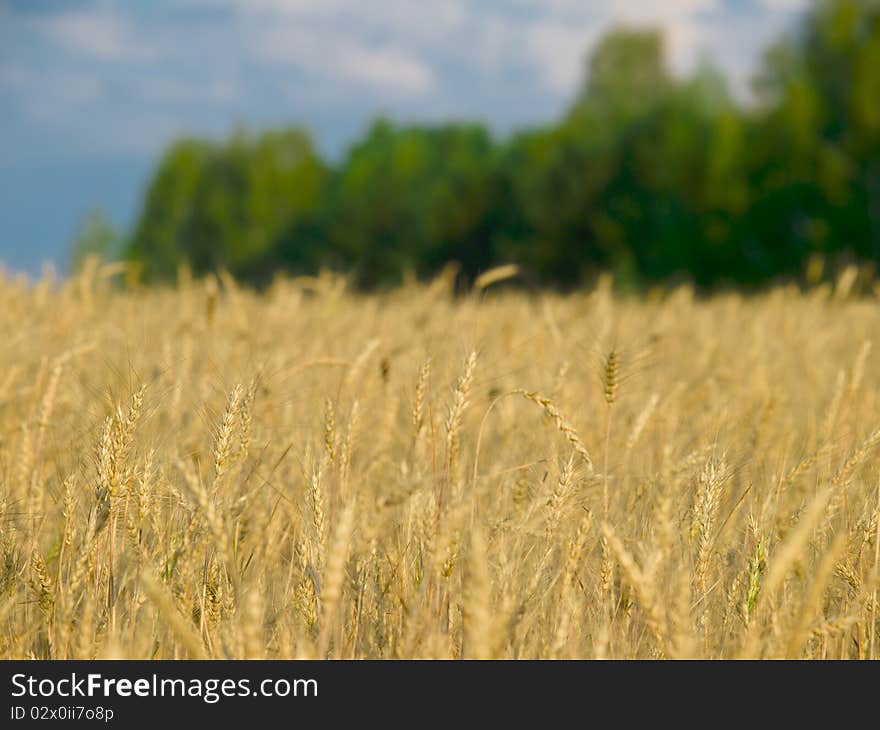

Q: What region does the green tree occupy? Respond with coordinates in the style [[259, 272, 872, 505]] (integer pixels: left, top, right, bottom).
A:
[[572, 26, 672, 121], [121, 5, 880, 291], [127, 139, 212, 280], [496, 32, 665, 286], [748, 0, 880, 272], [127, 129, 327, 282], [303, 119, 502, 286], [185, 129, 327, 279]]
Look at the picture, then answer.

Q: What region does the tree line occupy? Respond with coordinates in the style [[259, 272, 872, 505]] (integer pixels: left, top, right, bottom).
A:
[[73, 0, 880, 290]]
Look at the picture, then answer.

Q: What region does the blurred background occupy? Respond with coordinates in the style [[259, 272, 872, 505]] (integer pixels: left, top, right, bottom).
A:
[[1, 0, 878, 289]]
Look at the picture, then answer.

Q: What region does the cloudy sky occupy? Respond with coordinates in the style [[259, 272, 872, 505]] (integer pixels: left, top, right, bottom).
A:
[[0, 0, 809, 275]]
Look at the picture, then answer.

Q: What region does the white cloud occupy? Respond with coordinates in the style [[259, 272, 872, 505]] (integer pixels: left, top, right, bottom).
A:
[[524, 23, 598, 92], [1, 0, 811, 160], [759, 0, 810, 10], [39, 9, 156, 62], [251, 23, 436, 95], [238, 0, 468, 94], [338, 45, 435, 94], [98, 0, 800, 105]]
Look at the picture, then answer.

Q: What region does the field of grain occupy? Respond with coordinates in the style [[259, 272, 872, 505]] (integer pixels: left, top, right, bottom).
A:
[[1, 263, 879, 659]]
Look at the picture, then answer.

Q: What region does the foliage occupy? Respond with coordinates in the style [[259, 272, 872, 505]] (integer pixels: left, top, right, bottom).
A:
[[128, 130, 327, 282], [119, 1, 880, 290]]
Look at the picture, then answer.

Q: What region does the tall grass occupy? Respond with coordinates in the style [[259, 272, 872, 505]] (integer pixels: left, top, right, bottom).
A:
[[1, 264, 879, 659]]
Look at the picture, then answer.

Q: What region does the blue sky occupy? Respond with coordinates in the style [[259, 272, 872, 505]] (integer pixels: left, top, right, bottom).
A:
[[0, 0, 809, 276]]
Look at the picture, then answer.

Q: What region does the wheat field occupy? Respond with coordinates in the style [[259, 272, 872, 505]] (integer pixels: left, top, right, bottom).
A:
[[1, 261, 879, 660]]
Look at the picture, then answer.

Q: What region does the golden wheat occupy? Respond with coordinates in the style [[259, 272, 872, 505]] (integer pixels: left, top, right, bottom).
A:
[[1, 264, 879, 659]]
